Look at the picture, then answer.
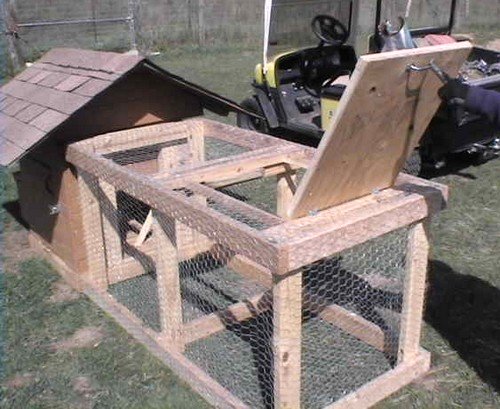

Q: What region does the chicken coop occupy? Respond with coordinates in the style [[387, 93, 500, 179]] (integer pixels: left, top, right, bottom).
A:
[[0, 47, 250, 274], [4, 42, 471, 408]]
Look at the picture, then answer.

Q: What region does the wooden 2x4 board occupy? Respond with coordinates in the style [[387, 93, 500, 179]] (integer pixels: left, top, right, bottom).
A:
[[288, 42, 472, 219]]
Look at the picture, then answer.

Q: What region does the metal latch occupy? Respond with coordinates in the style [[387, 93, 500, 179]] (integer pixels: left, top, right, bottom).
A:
[[49, 204, 62, 215], [406, 60, 450, 84]]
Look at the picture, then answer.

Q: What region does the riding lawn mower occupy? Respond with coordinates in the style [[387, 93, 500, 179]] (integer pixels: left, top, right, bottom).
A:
[[236, 0, 500, 174]]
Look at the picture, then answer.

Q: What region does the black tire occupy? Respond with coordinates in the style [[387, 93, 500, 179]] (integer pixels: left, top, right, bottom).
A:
[[472, 149, 497, 166], [237, 97, 269, 134], [403, 150, 423, 176]]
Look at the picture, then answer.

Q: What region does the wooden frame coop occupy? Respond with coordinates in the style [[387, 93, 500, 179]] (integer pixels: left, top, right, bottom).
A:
[[60, 118, 443, 409], [13, 43, 472, 408]]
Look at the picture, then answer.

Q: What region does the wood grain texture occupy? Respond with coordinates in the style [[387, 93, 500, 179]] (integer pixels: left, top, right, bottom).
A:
[[273, 272, 303, 409], [66, 146, 281, 272], [264, 176, 446, 272], [398, 222, 430, 364], [183, 292, 272, 345], [276, 169, 297, 219], [154, 211, 184, 351], [327, 350, 431, 409], [289, 42, 472, 218], [77, 172, 108, 290]]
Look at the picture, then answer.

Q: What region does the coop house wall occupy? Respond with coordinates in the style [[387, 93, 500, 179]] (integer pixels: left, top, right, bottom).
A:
[[16, 68, 203, 275]]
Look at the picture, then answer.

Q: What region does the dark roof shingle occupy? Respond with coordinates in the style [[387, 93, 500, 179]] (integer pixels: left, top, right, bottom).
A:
[[0, 48, 143, 166]]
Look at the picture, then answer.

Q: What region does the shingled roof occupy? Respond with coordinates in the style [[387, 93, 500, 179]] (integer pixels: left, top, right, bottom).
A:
[[0, 48, 143, 166]]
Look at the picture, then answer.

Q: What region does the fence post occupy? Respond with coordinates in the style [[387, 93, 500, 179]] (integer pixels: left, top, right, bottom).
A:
[[1, 0, 23, 72], [198, 0, 205, 46], [128, 0, 138, 51]]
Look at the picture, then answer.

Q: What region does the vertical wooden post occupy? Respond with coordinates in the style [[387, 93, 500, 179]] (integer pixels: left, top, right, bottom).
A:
[[186, 132, 211, 255], [100, 181, 123, 276], [274, 169, 302, 407], [273, 272, 302, 409], [77, 172, 108, 290], [276, 169, 297, 219], [153, 210, 184, 351], [188, 131, 205, 163], [398, 222, 429, 364]]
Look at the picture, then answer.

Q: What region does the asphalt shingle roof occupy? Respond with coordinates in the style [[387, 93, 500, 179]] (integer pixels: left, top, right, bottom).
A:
[[0, 48, 143, 166]]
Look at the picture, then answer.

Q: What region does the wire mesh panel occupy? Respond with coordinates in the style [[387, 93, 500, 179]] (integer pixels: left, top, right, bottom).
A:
[[65, 119, 439, 409], [300, 228, 408, 408]]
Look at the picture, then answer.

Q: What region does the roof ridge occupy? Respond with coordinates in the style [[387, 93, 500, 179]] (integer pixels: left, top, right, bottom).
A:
[[38, 60, 116, 75]]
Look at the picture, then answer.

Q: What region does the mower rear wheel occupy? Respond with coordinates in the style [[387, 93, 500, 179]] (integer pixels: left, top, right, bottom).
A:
[[237, 97, 270, 134]]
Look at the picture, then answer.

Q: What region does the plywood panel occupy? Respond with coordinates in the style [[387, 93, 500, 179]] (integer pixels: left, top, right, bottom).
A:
[[18, 152, 87, 274], [52, 69, 203, 143], [289, 42, 472, 219]]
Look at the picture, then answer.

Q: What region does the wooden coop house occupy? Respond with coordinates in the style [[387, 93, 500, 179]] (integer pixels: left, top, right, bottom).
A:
[[3, 42, 471, 408], [0, 48, 247, 276]]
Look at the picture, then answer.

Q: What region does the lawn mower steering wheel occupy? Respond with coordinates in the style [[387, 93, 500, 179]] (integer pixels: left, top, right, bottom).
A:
[[311, 15, 348, 46]]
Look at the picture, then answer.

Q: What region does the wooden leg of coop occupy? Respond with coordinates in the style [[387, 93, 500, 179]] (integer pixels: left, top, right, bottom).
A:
[[398, 222, 430, 364], [186, 130, 212, 254], [273, 272, 303, 409], [277, 169, 297, 219], [100, 181, 123, 276], [188, 129, 205, 163], [153, 211, 184, 351], [77, 172, 108, 290], [158, 135, 211, 260]]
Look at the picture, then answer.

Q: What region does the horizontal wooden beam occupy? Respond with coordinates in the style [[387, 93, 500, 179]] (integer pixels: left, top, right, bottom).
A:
[[305, 297, 387, 352], [200, 118, 286, 151], [78, 121, 192, 154], [153, 145, 309, 185], [186, 251, 389, 353], [186, 183, 283, 228], [66, 145, 281, 272], [183, 292, 272, 344], [85, 287, 250, 409], [263, 178, 446, 272], [326, 350, 431, 409], [205, 163, 298, 189]]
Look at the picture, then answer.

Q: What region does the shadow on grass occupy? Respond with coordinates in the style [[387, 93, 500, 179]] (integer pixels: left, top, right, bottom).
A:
[[422, 153, 499, 180], [2, 200, 29, 229], [426, 260, 500, 392]]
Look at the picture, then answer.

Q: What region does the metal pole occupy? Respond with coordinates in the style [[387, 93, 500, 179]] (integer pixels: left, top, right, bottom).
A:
[[17, 17, 133, 28], [198, 0, 205, 46], [91, 0, 98, 46], [128, 0, 138, 51], [1, 0, 23, 72]]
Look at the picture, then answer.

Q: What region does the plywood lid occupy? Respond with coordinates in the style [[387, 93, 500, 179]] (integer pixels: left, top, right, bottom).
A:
[[289, 42, 472, 219]]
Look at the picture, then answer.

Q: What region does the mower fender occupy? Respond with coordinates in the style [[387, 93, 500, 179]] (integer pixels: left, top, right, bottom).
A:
[[255, 88, 280, 128]]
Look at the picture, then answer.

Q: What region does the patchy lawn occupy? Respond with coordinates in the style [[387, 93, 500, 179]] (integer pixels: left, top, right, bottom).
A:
[[1, 39, 500, 408]]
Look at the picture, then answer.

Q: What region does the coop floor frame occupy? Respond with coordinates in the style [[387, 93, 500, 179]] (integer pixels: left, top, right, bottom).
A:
[[38, 118, 448, 409]]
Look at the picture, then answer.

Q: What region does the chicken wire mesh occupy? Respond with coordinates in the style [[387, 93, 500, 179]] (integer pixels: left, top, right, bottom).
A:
[[78, 171, 407, 408], [183, 228, 408, 409], [71, 132, 416, 408]]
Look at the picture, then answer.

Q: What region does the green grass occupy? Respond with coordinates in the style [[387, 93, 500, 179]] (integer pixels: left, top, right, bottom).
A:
[[150, 45, 261, 128], [0, 169, 210, 408], [2, 40, 500, 408]]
